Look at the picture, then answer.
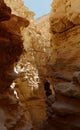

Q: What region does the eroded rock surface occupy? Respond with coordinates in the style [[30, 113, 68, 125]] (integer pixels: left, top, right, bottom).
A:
[[43, 0, 80, 130], [0, 0, 48, 130], [0, 1, 33, 130], [1, 0, 80, 129]]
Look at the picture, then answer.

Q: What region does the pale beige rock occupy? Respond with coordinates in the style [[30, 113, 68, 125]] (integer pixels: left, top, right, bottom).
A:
[[4, 0, 34, 21], [50, 0, 80, 33], [66, 0, 80, 24]]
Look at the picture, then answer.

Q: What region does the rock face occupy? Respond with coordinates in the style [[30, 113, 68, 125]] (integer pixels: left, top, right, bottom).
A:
[[35, 14, 56, 78], [4, 0, 34, 21], [0, 0, 29, 91], [44, 0, 80, 129], [0, 0, 48, 130], [0, 1, 33, 130], [1, 0, 80, 130]]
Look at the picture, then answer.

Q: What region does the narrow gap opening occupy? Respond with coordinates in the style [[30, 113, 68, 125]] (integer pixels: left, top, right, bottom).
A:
[[44, 81, 52, 97], [24, 0, 52, 19]]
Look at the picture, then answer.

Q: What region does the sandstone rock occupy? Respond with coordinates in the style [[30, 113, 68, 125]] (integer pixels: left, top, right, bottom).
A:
[[55, 82, 80, 98], [3, 0, 80, 129], [45, 0, 80, 129], [13, 13, 55, 129], [73, 71, 80, 85], [52, 94, 80, 116], [0, 0, 29, 91], [0, 0, 11, 22], [35, 14, 56, 77], [4, 0, 34, 21], [0, 1, 33, 130], [50, 0, 80, 33], [0, 0, 51, 130]]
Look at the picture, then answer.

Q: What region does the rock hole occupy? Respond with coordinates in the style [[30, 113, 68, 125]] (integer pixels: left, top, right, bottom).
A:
[[44, 81, 52, 97]]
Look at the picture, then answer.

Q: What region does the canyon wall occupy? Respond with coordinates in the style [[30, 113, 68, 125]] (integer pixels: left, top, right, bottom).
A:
[[43, 0, 80, 130], [0, 0, 52, 130], [1, 0, 80, 130], [0, 0, 31, 130]]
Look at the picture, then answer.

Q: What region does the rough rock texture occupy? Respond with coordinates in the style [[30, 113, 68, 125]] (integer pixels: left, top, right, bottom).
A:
[[1, 0, 50, 130], [21, 14, 54, 78], [2, 0, 80, 129], [4, 0, 34, 21], [0, 0, 33, 130], [13, 14, 51, 129], [0, 0, 29, 91], [35, 14, 56, 78], [43, 0, 80, 130]]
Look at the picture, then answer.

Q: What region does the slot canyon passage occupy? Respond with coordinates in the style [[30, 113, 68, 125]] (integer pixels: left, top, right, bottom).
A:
[[0, 0, 80, 130]]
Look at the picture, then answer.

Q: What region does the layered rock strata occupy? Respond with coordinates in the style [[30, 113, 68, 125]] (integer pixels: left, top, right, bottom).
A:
[[44, 0, 80, 129], [2, 0, 80, 129]]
